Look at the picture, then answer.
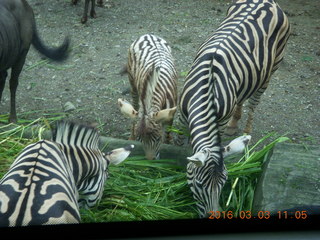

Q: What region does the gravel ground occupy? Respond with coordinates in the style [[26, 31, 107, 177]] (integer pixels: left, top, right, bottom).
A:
[[1, 0, 319, 145]]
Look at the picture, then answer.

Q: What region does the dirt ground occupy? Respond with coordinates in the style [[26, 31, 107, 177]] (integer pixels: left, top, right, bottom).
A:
[[1, 0, 319, 146]]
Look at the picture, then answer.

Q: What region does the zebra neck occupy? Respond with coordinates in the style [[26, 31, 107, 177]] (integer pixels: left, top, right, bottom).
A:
[[51, 121, 102, 184], [52, 121, 100, 150], [186, 68, 221, 154], [190, 114, 221, 154], [139, 103, 161, 117], [138, 66, 160, 116]]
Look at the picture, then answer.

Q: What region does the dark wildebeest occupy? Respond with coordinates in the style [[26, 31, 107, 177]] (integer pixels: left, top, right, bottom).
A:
[[72, 0, 103, 24], [0, 0, 70, 123]]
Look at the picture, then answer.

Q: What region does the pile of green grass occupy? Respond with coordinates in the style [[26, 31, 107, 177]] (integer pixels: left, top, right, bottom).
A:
[[81, 133, 289, 222], [80, 157, 198, 222], [221, 133, 289, 216], [0, 114, 289, 221], [0, 111, 65, 178]]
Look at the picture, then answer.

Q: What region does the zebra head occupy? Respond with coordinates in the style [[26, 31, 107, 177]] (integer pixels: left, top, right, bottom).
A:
[[187, 148, 227, 218], [118, 98, 176, 160], [137, 107, 176, 160], [105, 144, 135, 165], [222, 135, 252, 158], [187, 135, 251, 218]]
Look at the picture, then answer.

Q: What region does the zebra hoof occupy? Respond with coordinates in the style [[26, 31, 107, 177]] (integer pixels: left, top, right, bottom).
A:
[[81, 16, 88, 24]]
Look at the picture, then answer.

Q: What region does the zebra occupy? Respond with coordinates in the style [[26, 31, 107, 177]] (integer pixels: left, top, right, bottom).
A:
[[118, 34, 178, 160], [0, 121, 134, 226], [178, 0, 290, 218]]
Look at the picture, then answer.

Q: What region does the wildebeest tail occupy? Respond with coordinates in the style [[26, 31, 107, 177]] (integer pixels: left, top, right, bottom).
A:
[[32, 27, 70, 61]]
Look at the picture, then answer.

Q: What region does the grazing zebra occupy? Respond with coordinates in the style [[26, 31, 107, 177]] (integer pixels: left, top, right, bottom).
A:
[[178, 0, 290, 218], [118, 34, 178, 160], [0, 121, 134, 226]]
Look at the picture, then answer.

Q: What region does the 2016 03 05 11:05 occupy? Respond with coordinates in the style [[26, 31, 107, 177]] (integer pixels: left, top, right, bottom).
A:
[[208, 211, 308, 219]]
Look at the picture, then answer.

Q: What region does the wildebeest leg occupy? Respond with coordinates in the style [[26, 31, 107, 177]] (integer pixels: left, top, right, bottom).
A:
[[97, 0, 103, 7], [90, 0, 96, 18], [0, 71, 8, 102], [8, 51, 28, 123], [81, 0, 90, 23]]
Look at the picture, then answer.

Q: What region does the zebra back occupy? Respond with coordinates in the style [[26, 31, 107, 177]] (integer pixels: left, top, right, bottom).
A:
[[52, 121, 107, 208], [0, 121, 132, 226], [128, 34, 177, 115], [0, 140, 80, 226]]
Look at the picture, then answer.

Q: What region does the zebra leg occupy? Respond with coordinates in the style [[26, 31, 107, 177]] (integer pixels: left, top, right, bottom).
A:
[[225, 104, 243, 136], [244, 104, 255, 134], [129, 122, 136, 140], [244, 83, 269, 134], [164, 119, 174, 144]]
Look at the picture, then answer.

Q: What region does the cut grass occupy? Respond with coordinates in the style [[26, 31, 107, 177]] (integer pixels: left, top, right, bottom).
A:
[[221, 133, 290, 215], [0, 109, 66, 125], [0, 114, 290, 221], [0, 111, 65, 178], [80, 157, 198, 222]]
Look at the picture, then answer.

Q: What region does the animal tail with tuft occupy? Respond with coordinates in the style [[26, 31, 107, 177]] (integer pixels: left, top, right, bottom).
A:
[[32, 26, 70, 61]]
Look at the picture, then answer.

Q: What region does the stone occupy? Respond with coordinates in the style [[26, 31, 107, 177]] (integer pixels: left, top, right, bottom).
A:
[[253, 142, 320, 214], [63, 101, 76, 112]]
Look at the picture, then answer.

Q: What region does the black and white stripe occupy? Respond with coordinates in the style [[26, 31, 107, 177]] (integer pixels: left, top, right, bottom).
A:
[[179, 0, 290, 218], [0, 121, 133, 226], [52, 121, 107, 209], [120, 34, 178, 160], [0, 138, 80, 226]]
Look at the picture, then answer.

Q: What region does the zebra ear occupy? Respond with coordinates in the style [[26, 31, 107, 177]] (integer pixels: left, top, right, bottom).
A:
[[222, 135, 251, 158], [153, 106, 177, 123], [187, 151, 206, 167], [118, 98, 138, 119], [106, 145, 134, 165]]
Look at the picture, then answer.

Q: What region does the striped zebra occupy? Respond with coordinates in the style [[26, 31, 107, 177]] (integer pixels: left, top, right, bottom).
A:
[[118, 34, 178, 160], [178, 0, 290, 218], [0, 121, 134, 226]]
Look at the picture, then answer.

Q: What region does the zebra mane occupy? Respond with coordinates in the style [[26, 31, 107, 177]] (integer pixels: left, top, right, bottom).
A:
[[139, 65, 160, 115], [52, 121, 100, 149]]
